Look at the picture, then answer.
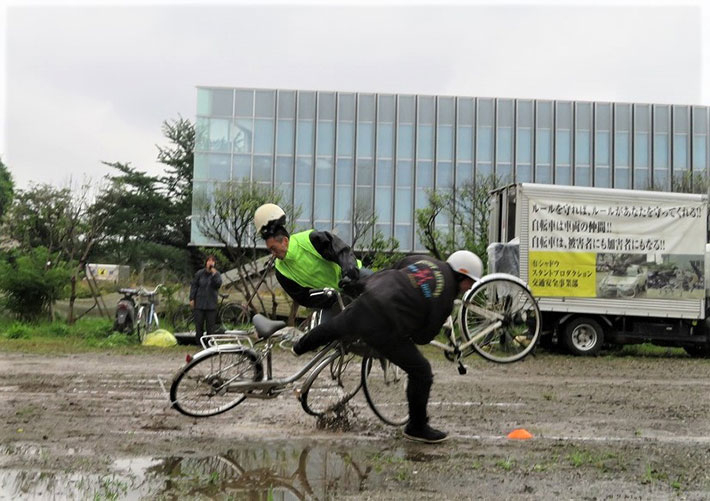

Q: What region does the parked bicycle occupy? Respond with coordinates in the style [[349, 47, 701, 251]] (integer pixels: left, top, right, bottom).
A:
[[360, 273, 541, 426], [169, 288, 363, 418], [135, 284, 163, 343], [171, 293, 250, 334], [113, 288, 140, 334]]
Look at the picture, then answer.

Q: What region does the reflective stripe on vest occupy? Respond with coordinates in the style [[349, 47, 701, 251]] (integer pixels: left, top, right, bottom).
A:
[[274, 230, 342, 290]]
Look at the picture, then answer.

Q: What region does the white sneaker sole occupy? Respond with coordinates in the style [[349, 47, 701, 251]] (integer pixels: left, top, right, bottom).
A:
[[403, 431, 449, 444]]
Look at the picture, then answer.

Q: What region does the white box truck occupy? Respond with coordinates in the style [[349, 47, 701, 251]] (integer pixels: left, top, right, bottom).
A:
[[488, 183, 710, 357]]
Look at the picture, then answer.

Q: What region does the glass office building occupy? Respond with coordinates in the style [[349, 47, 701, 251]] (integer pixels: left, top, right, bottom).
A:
[[192, 87, 710, 252]]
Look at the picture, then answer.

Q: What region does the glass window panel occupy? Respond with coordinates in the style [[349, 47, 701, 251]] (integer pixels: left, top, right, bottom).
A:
[[357, 122, 374, 158], [556, 130, 571, 166], [275, 156, 294, 183], [418, 96, 435, 125], [336, 158, 353, 185], [295, 157, 313, 183], [235, 90, 254, 117], [356, 159, 374, 186], [197, 88, 210, 115], [536, 101, 553, 181], [232, 154, 250, 181], [673, 135, 688, 171], [376, 159, 393, 186], [595, 132, 610, 167], [477, 127, 493, 163], [438, 97, 455, 125], [317, 92, 335, 120], [596, 167, 611, 188], [556, 102, 572, 129], [456, 161, 472, 186], [210, 89, 233, 116], [396, 160, 413, 186], [395, 188, 413, 223], [277, 91, 296, 119], [375, 186, 393, 221], [416, 161, 434, 187], [417, 124, 434, 160], [615, 132, 630, 167], [276, 119, 294, 155], [518, 100, 533, 126], [693, 141, 706, 172], [536, 129, 551, 170], [294, 184, 312, 220], [556, 166, 571, 186], [254, 119, 274, 155], [316, 121, 335, 157], [296, 120, 314, 155], [315, 158, 334, 185], [253, 156, 272, 182], [437, 162, 453, 188], [517, 128, 532, 164], [232, 119, 252, 154], [255, 90, 275, 117], [615, 167, 631, 189], [692, 106, 707, 134], [209, 119, 231, 153], [338, 93, 355, 121], [378, 95, 395, 122], [457, 126, 473, 161], [377, 123, 394, 159], [337, 122, 354, 157], [497, 126, 513, 164], [314, 185, 332, 220], [457, 98, 474, 126], [195, 117, 209, 150], [358, 94, 375, 121], [194, 153, 208, 180], [653, 105, 670, 190], [297, 92, 316, 119], [334, 185, 352, 220], [517, 164, 532, 183], [478, 98, 494, 124], [616, 104, 631, 130], [437, 125, 454, 161], [398, 95, 415, 123], [673, 106, 689, 133], [397, 124, 414, 159]]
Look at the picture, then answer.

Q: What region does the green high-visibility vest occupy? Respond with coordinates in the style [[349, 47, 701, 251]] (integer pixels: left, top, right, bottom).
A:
[[275, 230, 347, 289]]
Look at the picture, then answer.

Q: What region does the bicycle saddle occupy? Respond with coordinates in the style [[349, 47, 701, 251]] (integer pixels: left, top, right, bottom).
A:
[[252, 314, 287, 339]]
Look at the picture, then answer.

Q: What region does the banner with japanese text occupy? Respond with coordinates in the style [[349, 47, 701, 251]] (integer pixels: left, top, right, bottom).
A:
[[527, 196, 706, 299]]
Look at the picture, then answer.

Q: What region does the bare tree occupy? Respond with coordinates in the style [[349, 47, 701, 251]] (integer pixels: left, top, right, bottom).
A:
[[193, 180, 297, 317]]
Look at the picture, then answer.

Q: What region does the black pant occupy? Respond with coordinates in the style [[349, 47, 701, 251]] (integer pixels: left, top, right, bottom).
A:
[[295, 300, 433, 427], [194, 308, 217, 341]]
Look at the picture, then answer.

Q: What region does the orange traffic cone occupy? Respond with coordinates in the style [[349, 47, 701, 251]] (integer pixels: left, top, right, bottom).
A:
[[507, 428, 533, 440]]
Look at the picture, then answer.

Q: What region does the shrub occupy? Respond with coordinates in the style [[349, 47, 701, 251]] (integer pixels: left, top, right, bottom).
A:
[[0, 247, 73, 321], [3, 322, 31, 339]]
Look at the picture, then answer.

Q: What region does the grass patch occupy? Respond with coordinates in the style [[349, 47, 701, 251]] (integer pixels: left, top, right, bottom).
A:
[[0, 316, 184, 354], [604, 343, 687, 358]]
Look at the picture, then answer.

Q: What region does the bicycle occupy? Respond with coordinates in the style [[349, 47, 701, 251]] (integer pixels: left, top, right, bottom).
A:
[[135, 284, 163, 343], [360, 273, 541, 426], [171, 293, 250, 333], [169, 288, 363, 419]]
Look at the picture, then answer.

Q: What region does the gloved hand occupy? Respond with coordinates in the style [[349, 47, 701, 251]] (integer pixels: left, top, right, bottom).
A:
[[342, 266, 360, 281], [338, 276, 364, 297]]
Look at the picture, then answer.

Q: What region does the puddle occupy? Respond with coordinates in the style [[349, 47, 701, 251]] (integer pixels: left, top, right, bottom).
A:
[[0, 441, 412, 500]]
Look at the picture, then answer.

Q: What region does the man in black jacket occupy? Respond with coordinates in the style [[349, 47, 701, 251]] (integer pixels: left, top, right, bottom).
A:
[[293, 250, 483, 443], [189, 255, 223, 342]]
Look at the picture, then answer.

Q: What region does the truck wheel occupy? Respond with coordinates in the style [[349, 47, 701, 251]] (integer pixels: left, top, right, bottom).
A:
[[683, 344, 710, 358], [563, 317, 604, 356]]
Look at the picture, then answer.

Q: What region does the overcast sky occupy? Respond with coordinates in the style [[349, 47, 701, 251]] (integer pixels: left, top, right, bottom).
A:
[[2, 0, 709, 188]]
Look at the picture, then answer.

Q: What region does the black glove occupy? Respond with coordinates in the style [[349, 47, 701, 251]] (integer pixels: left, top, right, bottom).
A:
[[339, 276, 364, 297], [342, 266, 360, 281]]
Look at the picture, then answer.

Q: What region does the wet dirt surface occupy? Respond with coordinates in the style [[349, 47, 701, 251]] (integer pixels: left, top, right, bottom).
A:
[[1, 348, 709, 500]]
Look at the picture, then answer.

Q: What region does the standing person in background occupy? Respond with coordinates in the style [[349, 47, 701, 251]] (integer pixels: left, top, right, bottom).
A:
[[189, 255, 222, 343]]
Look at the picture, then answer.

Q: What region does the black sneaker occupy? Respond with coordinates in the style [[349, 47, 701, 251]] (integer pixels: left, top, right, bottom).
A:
[[403, 423, 449, 444]]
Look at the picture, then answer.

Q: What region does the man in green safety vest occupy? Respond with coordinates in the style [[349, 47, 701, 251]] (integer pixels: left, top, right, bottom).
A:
[[254, 204, 365, 312]]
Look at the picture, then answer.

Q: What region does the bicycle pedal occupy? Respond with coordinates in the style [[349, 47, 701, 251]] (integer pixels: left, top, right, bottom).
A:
[[457, 363, 468, 375]]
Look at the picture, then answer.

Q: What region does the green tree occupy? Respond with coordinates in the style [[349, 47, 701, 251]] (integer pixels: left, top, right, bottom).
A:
[[0, 157, 13, 220]]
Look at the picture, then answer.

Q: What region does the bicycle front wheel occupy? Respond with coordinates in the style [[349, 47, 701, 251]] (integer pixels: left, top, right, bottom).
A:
[[361, 356, 409, 426], [220, 303, 250, 330], [170, 348, 263, 418], [300, 349, 362, 417], [460, 277, 541, 363]]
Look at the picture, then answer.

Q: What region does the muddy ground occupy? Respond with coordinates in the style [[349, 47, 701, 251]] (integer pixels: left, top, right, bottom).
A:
[[1, 347, 709, 500]]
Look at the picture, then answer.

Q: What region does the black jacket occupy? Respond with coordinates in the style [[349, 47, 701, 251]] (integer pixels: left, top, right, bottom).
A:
[[189, 268, 223, 310], [359, 255, 459, 344], [275, 230, 359, 309]]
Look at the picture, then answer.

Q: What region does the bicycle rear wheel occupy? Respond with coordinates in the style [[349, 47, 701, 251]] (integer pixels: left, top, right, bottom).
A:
[[300, 349, 362, 417], [170, 348, 263, 417], [220, 303, 250, 330], [460, 277, 541, 363], [361, 356, 409, 426]]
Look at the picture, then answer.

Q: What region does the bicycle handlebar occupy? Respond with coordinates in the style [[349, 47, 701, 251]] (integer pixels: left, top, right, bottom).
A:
[[138, 283, 163, 296]]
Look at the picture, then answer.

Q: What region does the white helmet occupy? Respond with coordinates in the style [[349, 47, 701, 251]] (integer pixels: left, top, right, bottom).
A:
[[446, 250, 483, 281], [254, 203, 286, 239]]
